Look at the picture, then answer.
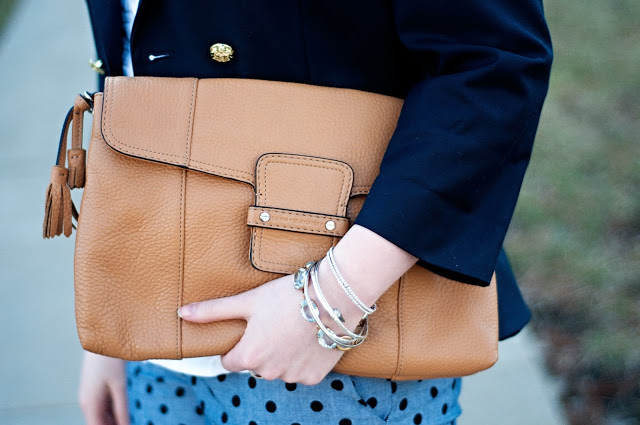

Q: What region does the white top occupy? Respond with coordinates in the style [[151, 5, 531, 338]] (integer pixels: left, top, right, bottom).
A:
[[120, 0, 242, 378]]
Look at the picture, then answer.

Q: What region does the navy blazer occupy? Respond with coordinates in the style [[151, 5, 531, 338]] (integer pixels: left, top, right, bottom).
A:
[[84, 0, 553, 340]]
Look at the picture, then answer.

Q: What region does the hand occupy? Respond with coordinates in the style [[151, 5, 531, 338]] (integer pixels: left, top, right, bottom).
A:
[[78, 351, 130, 425], [178, 224, 418, 385], [178, 270, 348, 385]]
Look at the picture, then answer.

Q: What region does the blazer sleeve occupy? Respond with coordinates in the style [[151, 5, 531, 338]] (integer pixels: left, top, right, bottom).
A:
[[352, 0, 553, 287]]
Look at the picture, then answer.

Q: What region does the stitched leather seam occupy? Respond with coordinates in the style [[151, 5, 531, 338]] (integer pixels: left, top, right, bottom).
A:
[[188, 159, 254, 179], [248, 207, 350, 223], [260, 156, 352, 215], [187, 163, 253, 185], [184, 79, 197, 164], [104, 78, 191, 164], [103, 79, 254, 180], [252, 209, 348, 220], [253, 154, 351, 270], [394, 274, 406, 379], [73, 108, 82, 149], [101, 79, 372, 191], [247, 220, 345, 235], [176, 170, 187, 359]]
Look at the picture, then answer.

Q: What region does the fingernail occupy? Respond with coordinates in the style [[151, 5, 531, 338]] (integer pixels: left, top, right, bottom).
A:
[[178, 304, 195, 318]]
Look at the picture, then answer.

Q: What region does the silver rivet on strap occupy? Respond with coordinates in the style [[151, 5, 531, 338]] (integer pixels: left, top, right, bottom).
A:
[[259, 211, 271, 222]]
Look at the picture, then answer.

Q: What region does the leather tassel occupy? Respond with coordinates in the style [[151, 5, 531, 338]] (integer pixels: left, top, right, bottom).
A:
[[43, 166, 73, 238], [67, 148, 86, 189]]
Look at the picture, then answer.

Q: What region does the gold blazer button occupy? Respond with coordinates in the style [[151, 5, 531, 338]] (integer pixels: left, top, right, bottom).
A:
[[209, 43, 234, 62], [88, 58, 105, 74]]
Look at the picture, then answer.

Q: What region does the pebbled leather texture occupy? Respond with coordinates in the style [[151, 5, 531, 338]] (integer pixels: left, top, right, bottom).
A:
[[72, 76, 499, 380]]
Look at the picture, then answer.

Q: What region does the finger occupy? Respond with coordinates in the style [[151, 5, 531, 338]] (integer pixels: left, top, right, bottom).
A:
[[178, 290, 254, 323], [219, 331, 259, 372], [109, 381, 130, 425]]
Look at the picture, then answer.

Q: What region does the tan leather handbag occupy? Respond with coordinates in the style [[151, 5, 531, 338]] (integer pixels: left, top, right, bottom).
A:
[[44, 76, 498, 380]]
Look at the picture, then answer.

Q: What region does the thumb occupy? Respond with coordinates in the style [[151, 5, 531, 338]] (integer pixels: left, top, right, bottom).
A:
[[178, 290, 254, 323]]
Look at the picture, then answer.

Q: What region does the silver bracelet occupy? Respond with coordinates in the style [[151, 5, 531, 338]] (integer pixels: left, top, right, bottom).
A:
[[326, 246, 377, 316], [306, 261, 367, 350], [305, 263, 369, 351], [295, 260, 367, 351], [309, 258, 369, 341]]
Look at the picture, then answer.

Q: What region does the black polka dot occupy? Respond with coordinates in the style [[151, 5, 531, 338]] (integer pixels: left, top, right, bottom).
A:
[[127, 378, 132, 388], [155, 376, 164, 383], [134, 366, 141, 376], [399, 398, 408, 410], [135, 399, 141, 409], [310, 400, 323, 412], [339, 419, 352, 425], [358, 399, 366, 406], [292, 423, 301, 425], [232, 395, 241, 407], [145, 384, 153, 394], [217, 374, 227, 382], [331, 380, 344, 391], [367, 397, 377, 408], [221, 412, 228, 423], [248, 376, 257, 388], [146, 421, 153, 425], [442, 403, 448, 414], [159, 404, 168, 414], [430, 386, 438, 398], [266, 401, 277, 413], [285, 382, 297, 391], [175, 386, 185, 397], [130, 413, 135, 424], [249, 422, 257, 425], [414, 413, 423, 424], [391, 381, 397, 393], [195, 401, 205, 415], [191, 376, 197, 385], [452, 379, 457, 390]]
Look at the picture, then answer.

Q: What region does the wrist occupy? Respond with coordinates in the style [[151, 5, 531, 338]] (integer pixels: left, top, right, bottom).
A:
[[331, 224, 418, 305]]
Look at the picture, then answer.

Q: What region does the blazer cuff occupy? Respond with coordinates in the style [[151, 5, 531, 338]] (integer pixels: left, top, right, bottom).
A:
[[353, 176, 505, 287]]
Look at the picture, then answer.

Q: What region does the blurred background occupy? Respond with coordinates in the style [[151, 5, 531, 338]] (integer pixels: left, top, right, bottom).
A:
[[0, 0, 637, 424]]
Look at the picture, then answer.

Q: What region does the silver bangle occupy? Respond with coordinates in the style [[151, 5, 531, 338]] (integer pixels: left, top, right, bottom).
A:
[[295, 260, 367, 351], [307, 261, 367, 350], [310, 258, 368, 341], [326, 246, 377, 316]]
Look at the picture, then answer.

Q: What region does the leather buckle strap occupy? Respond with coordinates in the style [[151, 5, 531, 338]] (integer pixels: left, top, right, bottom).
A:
[[247, 206, 350, 237]]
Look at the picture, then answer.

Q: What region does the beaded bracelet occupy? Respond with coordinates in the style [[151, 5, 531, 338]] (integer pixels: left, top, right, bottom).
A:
[[294, 260, 368, 351]]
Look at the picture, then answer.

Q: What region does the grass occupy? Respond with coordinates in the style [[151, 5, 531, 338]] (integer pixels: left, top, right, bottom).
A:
[[0, 0, 18, 39], [505, 0, 640, 421]]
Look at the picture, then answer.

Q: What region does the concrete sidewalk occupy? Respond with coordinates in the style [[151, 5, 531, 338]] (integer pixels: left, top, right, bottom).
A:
[[0, 1, 567, 424]]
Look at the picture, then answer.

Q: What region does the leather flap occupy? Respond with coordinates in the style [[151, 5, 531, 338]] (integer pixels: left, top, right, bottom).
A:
[[249, 153, 353, 274], [100, 76, 403, 196]]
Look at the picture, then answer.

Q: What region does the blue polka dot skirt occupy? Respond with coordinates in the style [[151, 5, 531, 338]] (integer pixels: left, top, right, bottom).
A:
[[126, 360, 462, 425]]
